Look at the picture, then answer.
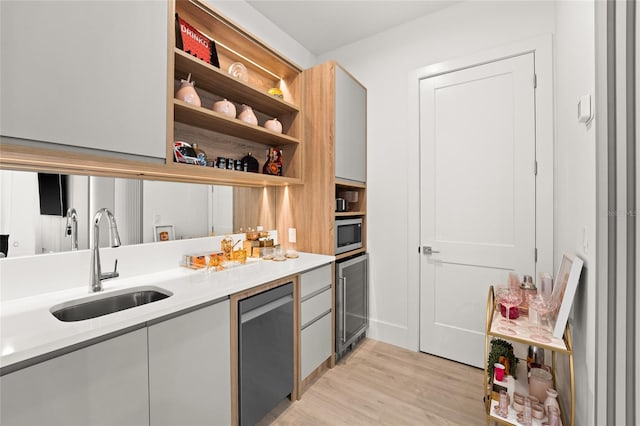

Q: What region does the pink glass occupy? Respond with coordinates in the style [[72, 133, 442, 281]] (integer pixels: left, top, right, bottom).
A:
[[528, 294, 558, 343], [498, 390, 509, 417], [495, 287, 513, 326], [494, 363, 505, 381], [548, 406, 560, 426], [496, 287, 521, 335], [523, 397, 532, 426]]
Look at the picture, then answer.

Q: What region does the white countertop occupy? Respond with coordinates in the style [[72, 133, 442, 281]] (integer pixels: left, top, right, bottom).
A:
[[0, 252, 333, 372]]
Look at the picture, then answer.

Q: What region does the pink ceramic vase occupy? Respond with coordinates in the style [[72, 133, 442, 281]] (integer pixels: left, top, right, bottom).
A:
[[175, 73, 201, 107], [544, 388, 560, 417]]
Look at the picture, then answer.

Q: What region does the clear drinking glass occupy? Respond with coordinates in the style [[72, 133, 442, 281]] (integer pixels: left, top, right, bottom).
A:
[[528, 294, 558, 343], [495, 287, 513, 326], [496, 287, 522, 335]]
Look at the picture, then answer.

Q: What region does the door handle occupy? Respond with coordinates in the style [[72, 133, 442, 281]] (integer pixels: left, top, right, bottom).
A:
[[422, 246, 440, 255], [342, 277, 347, 343]]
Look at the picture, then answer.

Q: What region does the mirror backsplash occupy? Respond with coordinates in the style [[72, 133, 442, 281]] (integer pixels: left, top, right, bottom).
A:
[[0, 170, 277, 258]]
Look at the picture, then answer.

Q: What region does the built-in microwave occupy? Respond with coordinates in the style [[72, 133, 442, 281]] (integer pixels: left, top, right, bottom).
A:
[[335, 217, 363, 255]]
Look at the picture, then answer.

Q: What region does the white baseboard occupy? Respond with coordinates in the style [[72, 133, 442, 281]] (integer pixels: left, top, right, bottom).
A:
[[367, 317, 418, 352]]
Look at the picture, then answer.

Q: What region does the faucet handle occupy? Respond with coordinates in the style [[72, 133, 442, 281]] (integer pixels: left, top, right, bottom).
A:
[[100, 259, 119, 281]]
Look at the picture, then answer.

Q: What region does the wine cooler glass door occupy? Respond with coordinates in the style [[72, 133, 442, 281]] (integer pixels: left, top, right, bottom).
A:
[[336, 253, 368, 356]]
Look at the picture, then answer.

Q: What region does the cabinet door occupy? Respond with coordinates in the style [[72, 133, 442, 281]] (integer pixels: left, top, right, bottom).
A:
[[148, 300, 231, 426], [0, 329, 149, 425], [335, 66, 366, 183], [300, 264, 332, 299], [0, 1, 167, 159], [300, 265, 332, 381], [301, 313, 332, 380]]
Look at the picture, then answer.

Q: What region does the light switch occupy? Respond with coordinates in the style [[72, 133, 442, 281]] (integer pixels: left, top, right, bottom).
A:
[[577, 95, 592, 123]]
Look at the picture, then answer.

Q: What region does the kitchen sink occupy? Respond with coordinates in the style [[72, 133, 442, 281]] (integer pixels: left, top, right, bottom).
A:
[[51, 287, 172, 322]]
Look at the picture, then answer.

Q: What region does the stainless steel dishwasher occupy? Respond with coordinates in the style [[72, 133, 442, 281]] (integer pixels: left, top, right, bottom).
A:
[[238, 282, 293, 426]]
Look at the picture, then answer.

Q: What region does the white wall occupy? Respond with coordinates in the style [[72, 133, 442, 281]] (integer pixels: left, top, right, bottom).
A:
[[0, 170, 38, 256], [142, 180, 210, 243], [204, 0, 315, 70], [318, 0, 556, 350], [554, 1, 596, 424]]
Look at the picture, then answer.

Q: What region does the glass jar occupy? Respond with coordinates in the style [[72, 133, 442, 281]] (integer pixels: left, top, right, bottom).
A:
[[221, 235, 233, 260], [529, 368, 553, 402]]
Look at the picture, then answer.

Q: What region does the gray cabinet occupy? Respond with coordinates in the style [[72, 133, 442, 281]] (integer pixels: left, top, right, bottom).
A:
[[335, 66, 367, 183], [300, 264, 333, 381], [148, 300, 231, 426], [0, 1, 167, 159], [0, 329, 149, 426]]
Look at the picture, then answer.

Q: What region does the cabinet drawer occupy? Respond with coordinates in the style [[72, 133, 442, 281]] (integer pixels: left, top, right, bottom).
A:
[[300, 264, 332, 299], [301, 312, 331, 380], [301, 287, 331, 327]]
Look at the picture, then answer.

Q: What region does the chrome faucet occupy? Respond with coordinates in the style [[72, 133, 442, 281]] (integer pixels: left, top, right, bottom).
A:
[[90, 208, 121, 292], [65, 207, 78, 251]]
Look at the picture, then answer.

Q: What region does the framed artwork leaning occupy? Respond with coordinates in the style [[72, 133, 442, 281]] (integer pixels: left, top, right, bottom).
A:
[[153, 225, 175, 242], [550, 253, 584, 338]]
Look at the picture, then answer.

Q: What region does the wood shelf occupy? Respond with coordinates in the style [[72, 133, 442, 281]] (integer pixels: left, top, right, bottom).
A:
[[335, 248, 366, 261], [174, 48, 299, 117], [173, 100, 300, 146], [335, 179, 366, 189], [335, 211, 365, 217], [0, 143, 300, 187], [166, 162, 301, 186]]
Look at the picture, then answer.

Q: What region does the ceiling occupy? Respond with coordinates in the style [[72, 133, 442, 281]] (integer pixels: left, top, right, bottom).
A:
[[246, 1, 457, 56]]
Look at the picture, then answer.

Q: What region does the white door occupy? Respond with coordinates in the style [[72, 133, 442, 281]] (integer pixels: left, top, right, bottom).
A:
[[419, 53, 536, 367]]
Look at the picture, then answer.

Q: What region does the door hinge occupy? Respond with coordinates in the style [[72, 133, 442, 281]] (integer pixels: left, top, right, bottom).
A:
[[533, 73, 537, 89], [535, 248, 538, 262], [534, 161, 538, 175], [418, 246, 421, 253]]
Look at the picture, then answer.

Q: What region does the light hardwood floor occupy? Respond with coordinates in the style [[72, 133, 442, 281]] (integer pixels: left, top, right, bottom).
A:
[[262, 338, 486, 425]]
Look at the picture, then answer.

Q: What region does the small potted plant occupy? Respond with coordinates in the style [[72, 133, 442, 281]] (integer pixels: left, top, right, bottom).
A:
[[488, 338, 519, 380]]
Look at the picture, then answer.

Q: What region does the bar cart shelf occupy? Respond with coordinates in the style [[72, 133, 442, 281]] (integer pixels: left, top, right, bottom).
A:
[[484, 286, 575, 426]]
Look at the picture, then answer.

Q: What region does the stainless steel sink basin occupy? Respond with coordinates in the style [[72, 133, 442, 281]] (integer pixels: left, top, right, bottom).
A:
[[51, 287, 172, 322]]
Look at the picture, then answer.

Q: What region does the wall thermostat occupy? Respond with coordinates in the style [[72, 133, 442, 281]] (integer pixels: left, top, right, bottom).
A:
[[577, 94, 592, 124]]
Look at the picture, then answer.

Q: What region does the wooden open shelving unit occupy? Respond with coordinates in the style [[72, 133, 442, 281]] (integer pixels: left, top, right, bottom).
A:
[[1, 0, 304, 189], [169, 0, 303, 186]]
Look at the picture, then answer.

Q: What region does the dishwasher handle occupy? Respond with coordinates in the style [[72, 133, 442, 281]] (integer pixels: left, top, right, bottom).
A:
[[240, 294, 293, 324]]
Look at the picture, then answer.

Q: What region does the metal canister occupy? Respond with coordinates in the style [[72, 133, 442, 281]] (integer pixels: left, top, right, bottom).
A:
[[519, 275, 537, 314], [527, 345, 545, 372]]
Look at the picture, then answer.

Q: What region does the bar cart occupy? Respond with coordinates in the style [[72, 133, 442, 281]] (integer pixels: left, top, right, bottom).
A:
[[484, 286, 575, 426]]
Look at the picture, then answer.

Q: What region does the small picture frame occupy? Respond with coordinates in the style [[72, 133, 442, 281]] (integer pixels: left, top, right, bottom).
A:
[[550, 253, 584, 338], [153, 225, 175, 242]]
